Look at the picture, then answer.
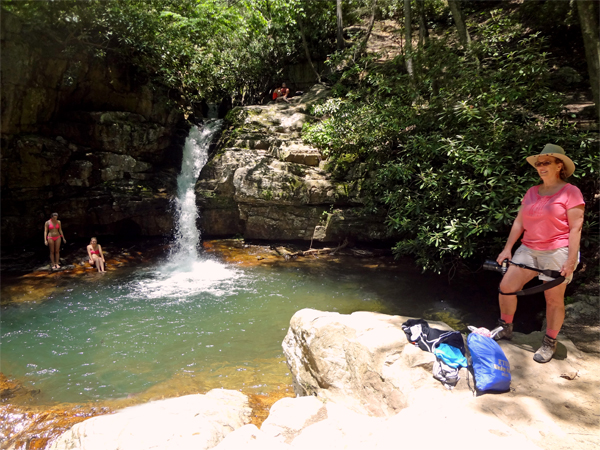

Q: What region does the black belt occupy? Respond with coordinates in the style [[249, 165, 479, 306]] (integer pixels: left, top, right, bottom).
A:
[[498, 261, 565, 296]]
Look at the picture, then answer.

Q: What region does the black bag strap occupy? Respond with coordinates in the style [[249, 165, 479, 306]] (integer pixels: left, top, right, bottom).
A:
[[508, 261, 562, 279], [498, 261, 565, 296]]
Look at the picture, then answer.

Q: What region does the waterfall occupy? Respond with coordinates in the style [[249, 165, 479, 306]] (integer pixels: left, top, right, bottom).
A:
[[171, 120, 222, 262]]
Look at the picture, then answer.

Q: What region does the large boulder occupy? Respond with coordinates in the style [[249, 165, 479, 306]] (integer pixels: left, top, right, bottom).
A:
[[281, 309, 450, 417], [277, 309, 600, 450], [214, 394, 541, 450], [48, 389, 251, 450]]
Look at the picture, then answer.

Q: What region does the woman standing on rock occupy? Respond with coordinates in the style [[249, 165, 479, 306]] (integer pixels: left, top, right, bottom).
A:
[[87, 237, 106, 272], [493, 144, 585, 363], [44, 212, 66, 270]]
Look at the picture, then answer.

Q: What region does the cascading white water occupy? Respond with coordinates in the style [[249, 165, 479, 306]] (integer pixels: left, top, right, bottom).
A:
[[171, 120, 222, 262]]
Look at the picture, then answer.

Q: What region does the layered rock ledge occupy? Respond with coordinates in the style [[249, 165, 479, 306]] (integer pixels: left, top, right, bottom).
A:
[[197, 85, 389, 243]]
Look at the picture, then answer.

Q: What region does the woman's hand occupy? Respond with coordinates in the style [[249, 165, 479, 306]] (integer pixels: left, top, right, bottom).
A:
[[45, 240, 48, 246], [560, 260, 577, 279], [496, 249, 512, 265]]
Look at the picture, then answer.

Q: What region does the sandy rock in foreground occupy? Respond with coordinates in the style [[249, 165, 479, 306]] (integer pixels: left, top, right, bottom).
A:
[[48, 389, 251, 450], [215, 394, 540, 450], [280, 308, 600, 450]]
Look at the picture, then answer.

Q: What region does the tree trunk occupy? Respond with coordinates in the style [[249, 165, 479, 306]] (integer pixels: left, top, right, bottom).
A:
[[336, 0, 345, 50], [298, 15, 322, 84], [577, 1, 600, 118], [448, 0, 471, 47], [404, 0, 414, 80], [354, 0, 377, 60], [416, 0, 429, 48]]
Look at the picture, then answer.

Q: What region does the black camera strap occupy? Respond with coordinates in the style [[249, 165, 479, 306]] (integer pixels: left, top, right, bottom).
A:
[[498, 261, 565, 296]]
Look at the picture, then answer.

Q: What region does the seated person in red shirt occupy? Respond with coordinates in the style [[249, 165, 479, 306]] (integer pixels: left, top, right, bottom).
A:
[[275, 83, 290, 103]]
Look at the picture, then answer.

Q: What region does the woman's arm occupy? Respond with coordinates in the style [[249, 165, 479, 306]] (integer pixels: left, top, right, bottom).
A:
[[87, 245, 93, 260], [59, 221, 66, 242], [44, 222, 48, 245], [496, 207, 524, 264], [99, 245, 105, 262], [561, 205, 585, 278]]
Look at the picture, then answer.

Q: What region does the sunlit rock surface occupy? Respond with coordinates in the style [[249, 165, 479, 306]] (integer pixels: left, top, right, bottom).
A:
[[48, 390, 251, 450], [197, 85, 389, 243], [215, 395, 541, 450], [282, 309, 445, 417], [275, 308, 600, 450]]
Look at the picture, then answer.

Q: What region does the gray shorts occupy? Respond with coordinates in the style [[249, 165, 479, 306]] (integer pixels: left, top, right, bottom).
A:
[[512, 245, 576, 283]]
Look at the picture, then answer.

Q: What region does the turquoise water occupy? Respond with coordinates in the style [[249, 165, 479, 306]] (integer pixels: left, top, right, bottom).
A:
[[0, 254, 407, 404], [1, 249, 536, 405]]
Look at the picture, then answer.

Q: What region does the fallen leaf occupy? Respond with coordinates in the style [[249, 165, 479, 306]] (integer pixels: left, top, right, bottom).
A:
[[560, 371, 579, 380]]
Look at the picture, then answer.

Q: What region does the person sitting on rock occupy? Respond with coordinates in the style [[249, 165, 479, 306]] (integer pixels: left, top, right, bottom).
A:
[[87, 237, 106, 272], [275, 83, 290, 103]]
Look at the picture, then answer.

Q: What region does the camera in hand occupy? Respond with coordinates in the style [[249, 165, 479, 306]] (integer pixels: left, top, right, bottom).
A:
[[483, 259, 509, 275]]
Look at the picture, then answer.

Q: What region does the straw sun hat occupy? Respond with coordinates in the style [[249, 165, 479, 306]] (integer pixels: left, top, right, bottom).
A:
[[526, 144, 576, 178]]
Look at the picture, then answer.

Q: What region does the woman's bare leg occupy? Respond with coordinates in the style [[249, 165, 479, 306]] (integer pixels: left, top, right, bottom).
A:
[[498, 265, 537, 317], [53, 238, 62, 268], [92, 255, 101, 272], [48, 239, 57, 268], [544, 282, 567, 333]]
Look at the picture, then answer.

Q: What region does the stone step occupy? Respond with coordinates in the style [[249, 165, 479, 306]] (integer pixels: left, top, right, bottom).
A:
[[271, 143, 322, 167], [231, 139, 270, 150]]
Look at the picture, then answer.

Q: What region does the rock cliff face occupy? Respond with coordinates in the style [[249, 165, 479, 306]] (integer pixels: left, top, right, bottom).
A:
[[1, 11, 386, 247], [1, 11, 187, 245], [197, 85, 389, 243]]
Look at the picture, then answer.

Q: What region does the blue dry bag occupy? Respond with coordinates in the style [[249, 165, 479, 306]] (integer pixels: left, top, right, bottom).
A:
[[467, 333, 511, 392]]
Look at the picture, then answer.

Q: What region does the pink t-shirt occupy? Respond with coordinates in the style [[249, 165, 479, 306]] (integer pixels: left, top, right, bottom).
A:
[[521, 183, 585, 250]]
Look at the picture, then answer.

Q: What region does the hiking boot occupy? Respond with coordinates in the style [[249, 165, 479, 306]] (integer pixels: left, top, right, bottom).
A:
[[533, 335, 557, 363], [491, 319, 513, 341]]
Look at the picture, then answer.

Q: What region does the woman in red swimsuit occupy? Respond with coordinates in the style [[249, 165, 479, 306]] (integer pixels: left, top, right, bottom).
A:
[[87, 237, 106, 272], [44, 212, 66, 270]]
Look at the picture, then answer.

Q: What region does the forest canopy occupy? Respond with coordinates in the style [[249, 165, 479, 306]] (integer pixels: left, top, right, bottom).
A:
[[2, 0, 340, 105]]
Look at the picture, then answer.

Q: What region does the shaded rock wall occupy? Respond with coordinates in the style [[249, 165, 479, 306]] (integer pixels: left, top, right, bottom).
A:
[[1, 11, 187, 245]]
